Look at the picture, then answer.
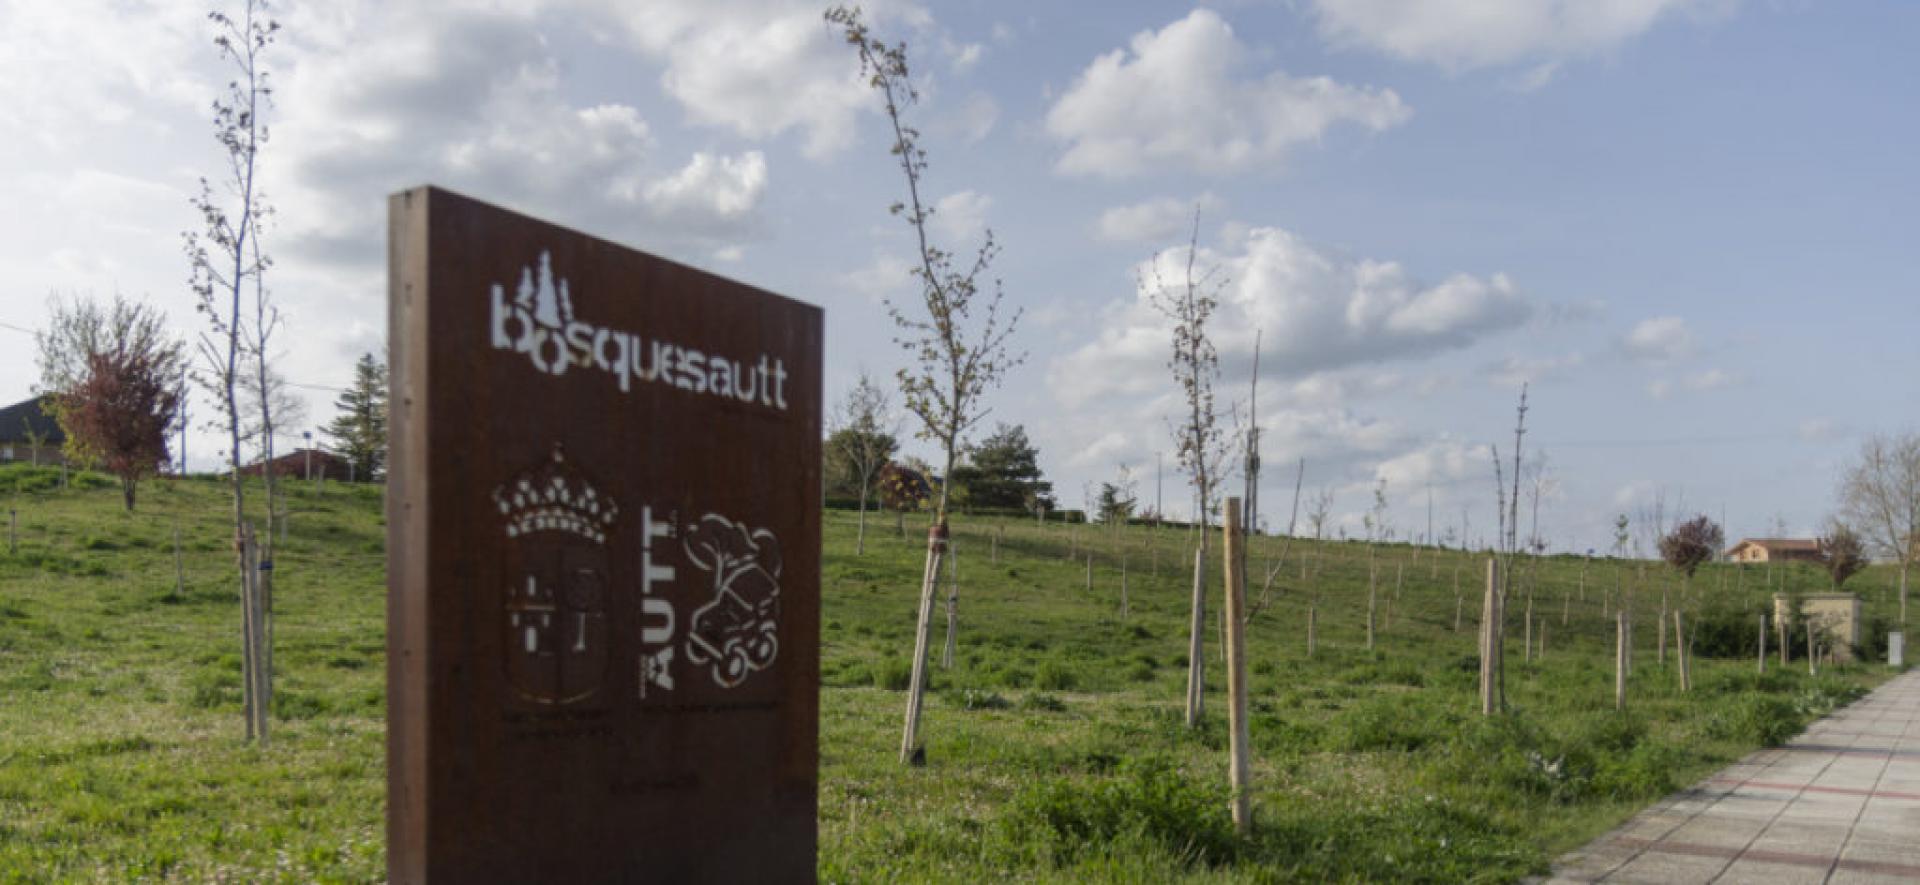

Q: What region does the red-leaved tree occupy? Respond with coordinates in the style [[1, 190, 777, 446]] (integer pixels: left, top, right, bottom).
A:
[[59, 350, 182, 511]]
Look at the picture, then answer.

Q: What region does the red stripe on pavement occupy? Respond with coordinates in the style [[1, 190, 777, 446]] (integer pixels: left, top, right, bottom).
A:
[[1709, 777, 1920, 801], [1613, 836, 1920, 877]]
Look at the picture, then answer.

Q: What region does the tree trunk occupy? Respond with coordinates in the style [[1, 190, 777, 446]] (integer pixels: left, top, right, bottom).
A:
[[1758, 612, 1767, 674], [1524, 597, 1534, 664], [122, 477, 136, 512], [1119, 555, 1129, 618], [856, 487, 868, 555], [1307, 605, 1317, 656], [1902, 560, 1910, 625], [1657, 587, 1668, 665]]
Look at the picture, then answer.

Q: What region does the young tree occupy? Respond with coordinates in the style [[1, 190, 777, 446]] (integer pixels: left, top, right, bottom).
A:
[[1819, 522, 1868, 591], [35, 295, 185, 510], [240, 358, 306, 462], [1659, 515, 1722, 582], [322, 352, 389, 481], [830, 7, 1026, 765], [1306, 487, 1334, 540], [1838, 433, 1920, 623], [184, 0, 279, 744], [1660, 513, 1722, 688], [826, 371, 897, 555], [1146, 208, 1231, 728], [1097, 464, 1139, 526]]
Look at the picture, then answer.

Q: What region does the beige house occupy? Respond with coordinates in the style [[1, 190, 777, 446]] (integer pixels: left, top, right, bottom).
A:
[[1726, 538, 1823, 563]]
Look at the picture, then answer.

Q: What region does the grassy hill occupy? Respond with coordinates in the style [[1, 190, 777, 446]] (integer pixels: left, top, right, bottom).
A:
[[0, 464, 1904, 881]]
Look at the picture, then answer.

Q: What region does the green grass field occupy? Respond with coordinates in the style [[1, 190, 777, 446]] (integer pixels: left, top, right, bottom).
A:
[[0, 464, 1906, 881]]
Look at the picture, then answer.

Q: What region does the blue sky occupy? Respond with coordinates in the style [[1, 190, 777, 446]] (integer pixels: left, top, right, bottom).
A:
[[0, 0, 1913, 552]]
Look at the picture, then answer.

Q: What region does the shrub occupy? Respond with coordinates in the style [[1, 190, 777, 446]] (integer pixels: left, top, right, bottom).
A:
[[1001, 756, 1239, 868], [1020, 693, 1067, 713], [1707, 695, 1798, 747], [1327, 696, 1450, 753], [873, 658, 914, 691], [1034, 661, 1077, 691]]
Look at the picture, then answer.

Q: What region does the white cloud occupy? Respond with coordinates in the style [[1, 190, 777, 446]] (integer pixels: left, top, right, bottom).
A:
[[267, 4, 780, 272], [1487, 352, 1586, 387], [1621, 315, 1693, 363], [1687, 367, 1741, 392], [584, 0, 890, 158], [1372, 440, 1495, 493], [931, 190, 993, 243], [1095, 194, 1223, 243], [1049, 226, 1534, 407], [1799, 418, 1840, 442], [1311, 0, 1732, 71], [641, 151, 770, 233], [938, 92, 1000, 145], [1648, 366, 1744, 399], [1045, 9, 1410, 177], [839, 253, 916, 303]]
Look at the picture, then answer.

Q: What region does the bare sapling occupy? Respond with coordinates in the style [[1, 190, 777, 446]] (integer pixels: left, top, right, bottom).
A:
[[1142, 206, 1231, 728], [185, 0, 279, 744], [831, 8, 1024, 765], [1838, 433, 1920, 624], [831, 371, 897, 556]]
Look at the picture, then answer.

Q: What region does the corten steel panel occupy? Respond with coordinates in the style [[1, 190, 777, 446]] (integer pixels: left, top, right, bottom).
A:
[[387, 186, 822, 882]]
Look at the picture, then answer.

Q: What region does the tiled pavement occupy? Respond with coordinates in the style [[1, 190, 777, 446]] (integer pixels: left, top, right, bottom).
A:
[[1548, 668, 1920, 884]]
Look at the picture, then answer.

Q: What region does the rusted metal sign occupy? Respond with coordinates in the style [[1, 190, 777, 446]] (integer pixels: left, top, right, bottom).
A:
[[387, 187, 821, 882]]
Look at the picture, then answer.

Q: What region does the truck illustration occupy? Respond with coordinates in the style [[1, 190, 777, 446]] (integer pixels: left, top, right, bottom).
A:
[[681, 514, 782, 688]]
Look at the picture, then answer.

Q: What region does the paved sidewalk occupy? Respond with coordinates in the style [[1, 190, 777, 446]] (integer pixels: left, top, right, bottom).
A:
[[1548, 668, 1920, 884]]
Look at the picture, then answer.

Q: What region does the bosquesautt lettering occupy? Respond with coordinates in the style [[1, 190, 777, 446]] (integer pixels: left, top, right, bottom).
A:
[[490, 251, 788, 411]]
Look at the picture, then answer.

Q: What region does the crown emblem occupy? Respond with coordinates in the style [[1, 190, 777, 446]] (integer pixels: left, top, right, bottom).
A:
[[492, 444, 619, 543]]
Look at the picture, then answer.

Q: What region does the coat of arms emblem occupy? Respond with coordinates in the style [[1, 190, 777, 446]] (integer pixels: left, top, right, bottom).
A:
[[493, 445, 619, 705]]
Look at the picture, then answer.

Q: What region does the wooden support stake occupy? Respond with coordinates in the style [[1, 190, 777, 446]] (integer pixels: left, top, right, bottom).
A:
[[899, 523, 946, 765], [941, 542, 959, 669], [1758, 613, 1767, 674], [1307, 605, 1317, 656], [1185, 546, 1206, 727], [1480, 558, 1500, 715], [1675, 610, 1690, 692], [1223, 498, 1252, 836], [1614, 611, 1627, 711]]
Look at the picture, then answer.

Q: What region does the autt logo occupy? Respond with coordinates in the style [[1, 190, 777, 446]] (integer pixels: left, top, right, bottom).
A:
[[489, 251, 792, 411]]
